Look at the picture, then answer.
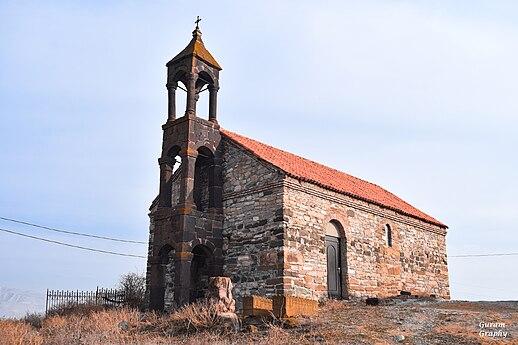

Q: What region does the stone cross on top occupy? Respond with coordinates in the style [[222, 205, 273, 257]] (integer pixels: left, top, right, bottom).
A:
[[195, 16, 201, 29]]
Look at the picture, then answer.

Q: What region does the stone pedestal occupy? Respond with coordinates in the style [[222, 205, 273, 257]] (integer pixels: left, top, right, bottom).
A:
[[243, 295, 273, 316], [206, 276, 239, 331], [273, 295, 318, 317], [206, 276, 236, 313]]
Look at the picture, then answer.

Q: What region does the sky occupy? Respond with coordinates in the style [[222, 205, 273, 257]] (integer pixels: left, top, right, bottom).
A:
[[0, 1, 517, 303]]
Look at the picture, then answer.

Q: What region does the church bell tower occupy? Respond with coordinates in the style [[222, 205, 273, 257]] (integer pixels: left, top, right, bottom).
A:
[[147, 19, 224, 311]]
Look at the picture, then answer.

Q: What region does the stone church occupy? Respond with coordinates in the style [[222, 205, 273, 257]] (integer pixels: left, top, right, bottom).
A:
[[145, 24, 450, 311]]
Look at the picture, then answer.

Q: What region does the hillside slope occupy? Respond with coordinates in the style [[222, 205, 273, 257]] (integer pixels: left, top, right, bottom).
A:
[[0, 287, 45, 319], [310, 299, 517, 344], [0, 300, 516, 344]]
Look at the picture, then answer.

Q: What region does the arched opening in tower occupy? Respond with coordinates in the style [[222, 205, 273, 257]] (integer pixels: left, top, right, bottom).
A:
[[193, 146, 213, 211], [149, 244, 174, 312], [195, 71, 213, 119], [190, 244, 214, 302]]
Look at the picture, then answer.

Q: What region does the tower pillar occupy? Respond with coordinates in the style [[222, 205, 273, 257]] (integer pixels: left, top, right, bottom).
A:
[[158, 158, 174, 208], [178, 147, 198, 209], [173, 250, 194, 307], [186, 73, 197, 117], [208, 85, 218, 122], [147, 256, 165, 311], [167, 82, 177, 121]]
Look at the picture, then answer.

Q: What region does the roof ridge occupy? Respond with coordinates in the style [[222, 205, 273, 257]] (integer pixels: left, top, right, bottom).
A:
[[220, 128, 446, 228], [222, 128, 392, 192]]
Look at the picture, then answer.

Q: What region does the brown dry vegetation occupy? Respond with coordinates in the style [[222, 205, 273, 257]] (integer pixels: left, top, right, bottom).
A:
[[0, 300, 516, 345]]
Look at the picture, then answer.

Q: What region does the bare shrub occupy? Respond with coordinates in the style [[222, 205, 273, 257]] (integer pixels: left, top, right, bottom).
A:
[[118, 271, 146, 310], [21, 312, 44, 329]]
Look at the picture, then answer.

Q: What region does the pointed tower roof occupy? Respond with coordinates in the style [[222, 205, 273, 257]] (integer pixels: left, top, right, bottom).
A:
[[167, 26, 222, 70]]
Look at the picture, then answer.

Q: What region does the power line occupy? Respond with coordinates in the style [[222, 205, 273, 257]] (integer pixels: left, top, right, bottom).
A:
[[0, 216, 147, 244], [449, 253, 518, 258], [0, 227, 146, 258], [1, 216, 515, 260]]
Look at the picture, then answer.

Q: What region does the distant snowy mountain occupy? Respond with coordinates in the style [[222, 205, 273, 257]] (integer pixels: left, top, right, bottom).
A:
[[0, 287, 45, 319]]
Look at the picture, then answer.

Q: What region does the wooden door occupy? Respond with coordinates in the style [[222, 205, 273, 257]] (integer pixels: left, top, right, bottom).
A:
[[326, 235, 342, 299]]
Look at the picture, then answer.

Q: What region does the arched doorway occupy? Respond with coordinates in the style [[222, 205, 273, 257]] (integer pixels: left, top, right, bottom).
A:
[[325, 221, 344, 299], [190, 244, 214, 302], [149, 244, 174, 311]]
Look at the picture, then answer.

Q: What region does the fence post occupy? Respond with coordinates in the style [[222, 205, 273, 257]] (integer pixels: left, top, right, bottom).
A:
[[45, 289, 48, 316]]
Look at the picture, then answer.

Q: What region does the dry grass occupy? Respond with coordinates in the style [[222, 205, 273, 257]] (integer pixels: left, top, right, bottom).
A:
[[0, 304, 313, 345], [0, 319, 44, 345], [318, 298, 349, 314], [168, 300, 222, 333], [45, 301, 108, 318], [0, 300, 516, 344], [0, 307, 146, 345]]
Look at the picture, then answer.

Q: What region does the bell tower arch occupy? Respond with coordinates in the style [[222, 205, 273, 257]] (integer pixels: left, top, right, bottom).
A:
[[165, 21, 221, 122], [147, 19, 224, 311]]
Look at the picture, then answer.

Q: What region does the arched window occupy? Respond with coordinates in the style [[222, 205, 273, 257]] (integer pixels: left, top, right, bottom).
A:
[[325, 221, 341, 237], [195, 71, 213, 119], [385, 224, 392, 247]]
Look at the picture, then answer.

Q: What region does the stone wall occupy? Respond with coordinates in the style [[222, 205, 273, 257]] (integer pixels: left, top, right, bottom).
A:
[[282, 177, 450, 300], [147, 130, 450, 311], [144, 215, 155, 310], [170, 169, 181, 208], [194, 159, 210, 211], [163, 253, 175, 311], [221, 139, 286, 309], [144, 209, 177, 312]]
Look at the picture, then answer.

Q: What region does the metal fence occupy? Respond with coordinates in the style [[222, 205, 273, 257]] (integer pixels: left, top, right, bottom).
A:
[[45, 287, 126, 315]]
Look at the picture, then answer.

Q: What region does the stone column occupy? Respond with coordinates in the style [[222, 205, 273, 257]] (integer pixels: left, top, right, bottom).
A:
[[173, 250, 194, 307], [167, 82, 177, 121], [185, 73, 197, 116], [208, 84, 218, 122], [148, 256, 165, 311], [178, 147, 197, 209], [158, 158, 173, 208]]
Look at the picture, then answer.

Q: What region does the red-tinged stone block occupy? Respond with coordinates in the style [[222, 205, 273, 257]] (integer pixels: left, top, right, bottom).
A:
[[242, 295, 273, 316], [272, 295, 318, 317]]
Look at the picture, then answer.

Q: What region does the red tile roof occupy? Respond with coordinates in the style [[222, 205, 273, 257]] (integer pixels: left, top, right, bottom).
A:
[[221, 129, 446, 228]]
